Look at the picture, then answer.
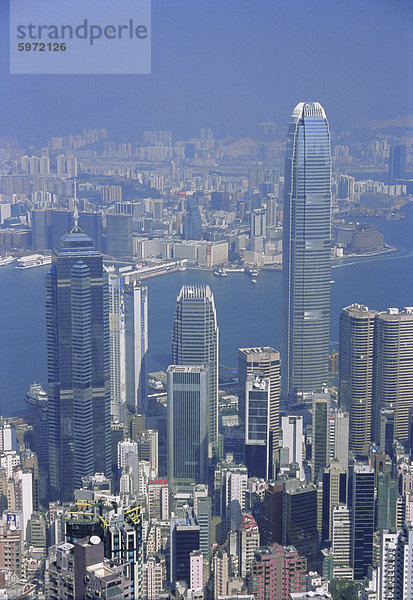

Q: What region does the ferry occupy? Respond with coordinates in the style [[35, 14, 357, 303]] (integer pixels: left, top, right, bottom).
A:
[[148, 378, 165, 391], [26, 383, 48, 407], [0, 254, 16, 266], [15, 254, 52, 269]]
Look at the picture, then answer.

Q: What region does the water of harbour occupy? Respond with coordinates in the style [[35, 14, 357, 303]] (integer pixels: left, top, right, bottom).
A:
[[0, 204, 412, 416]]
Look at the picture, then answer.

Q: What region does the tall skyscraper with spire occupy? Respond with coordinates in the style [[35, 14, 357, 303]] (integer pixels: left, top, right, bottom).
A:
[[47, 184, 111, 501], [282, 102, 332, 403], [172, 284, 219, 453]]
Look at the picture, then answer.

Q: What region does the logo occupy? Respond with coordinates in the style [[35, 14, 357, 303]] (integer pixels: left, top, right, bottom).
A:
[[10, 0, 151, 75]]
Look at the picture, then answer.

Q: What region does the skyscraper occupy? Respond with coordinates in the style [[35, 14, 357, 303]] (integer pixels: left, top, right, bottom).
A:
[[331, 504, 353, 579], [282, 479, 318, 569], [107, 269, 126, 421], [374, 307, 413, 442], [339, 304, 377, 456], [107, 270, 148, 420], [47, 209, 111, 502], [322, 461, 348, 542], [172, 285, 219, 453], [312, 392, 330, 482], [340, 304, 413, 450], [170, 509, 200, 585], [388, 144, 406, 185], [280, 415, 304, 480], [106, 213, 133, 257], [328, 408, 349, 468], [352, 463, 375, 580], [238, 347, 281, 472], [282, 102, 332, 403], [244, 373, 271, 479], [167, 365, 209, 487], [125, 280, 148, 415], [183, 193, 202, 241]]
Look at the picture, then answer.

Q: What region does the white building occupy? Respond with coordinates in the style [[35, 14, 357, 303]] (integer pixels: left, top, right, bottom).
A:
[[280, 415, 305, 480], [332, 504, 353, 579], [328, 409, 349, 468], [190, 550, 204, 590]]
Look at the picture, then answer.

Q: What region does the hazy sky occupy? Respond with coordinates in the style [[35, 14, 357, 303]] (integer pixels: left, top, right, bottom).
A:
[[1, 0, 412, 143]]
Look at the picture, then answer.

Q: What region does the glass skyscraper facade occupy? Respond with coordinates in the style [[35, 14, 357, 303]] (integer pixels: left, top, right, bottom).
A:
[[238, 346, 281, 474], [352, 464, 375, 579], [282, 102, 332, 403], [167, 365, 209, 486], [172, 284, 219, 452], [46, 225, 111, 501]]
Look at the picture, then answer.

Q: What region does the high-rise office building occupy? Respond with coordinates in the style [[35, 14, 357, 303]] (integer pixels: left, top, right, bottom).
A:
[[328, 408, 349, 468], [196, 496, 211, 559], [340, 304, 413, 450], [167, 366, 209, 487], [106, 213, 133, 257], [47, 211, 111, 502], [107, 270, 148, 419], [331, 504, 353, 580], [312, 392, 330, 482], [322, 461, 348, 542], [214, 458, 248, 533], [107, 269, 126, 421], [339, 304, 377, 456], [280, 415, 304, 480], [282, 102, 331, 403], [170, 509, 200, 585], [172, 285, 219, 452], [238, 347, 281, 472], [250, 208, 267, 252], [244, 373, 271, 480], [379, 409, 395, 458], [282, 479, 318, 569], [376, 472, 398, 531], [32, 209, 103, 251], [352, 464, 375, 580], [183, 194, 202, 241], [125, 281, 148, 415], [374, 308, 413, 442], [388, 144, 406, 185]]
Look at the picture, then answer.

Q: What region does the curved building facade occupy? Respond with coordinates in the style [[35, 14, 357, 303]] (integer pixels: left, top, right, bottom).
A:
[[282, 102, 332, 403]]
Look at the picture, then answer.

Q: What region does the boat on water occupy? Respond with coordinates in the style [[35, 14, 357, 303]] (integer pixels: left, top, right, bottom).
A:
[[330, 280, 335, 284], [0, 254, 16, 266], [252, 279, 258, 285], [148, 377, 165, 391], [26, 383, 47, 407], [15, 254, 52, 269], [213, 268, 227, 277], [245, 266, 259, 277]]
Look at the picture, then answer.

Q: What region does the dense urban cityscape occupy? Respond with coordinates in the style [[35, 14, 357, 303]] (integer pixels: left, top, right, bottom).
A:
[[0, 2, 413, 599], [0, 98, 411, 600]]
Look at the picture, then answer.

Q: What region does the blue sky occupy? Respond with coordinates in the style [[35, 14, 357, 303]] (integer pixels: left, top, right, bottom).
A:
[[1, 0, 412, 142]]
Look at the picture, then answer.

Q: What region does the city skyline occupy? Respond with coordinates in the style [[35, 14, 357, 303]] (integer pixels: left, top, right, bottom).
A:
[[0, 0, 411, 595]]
